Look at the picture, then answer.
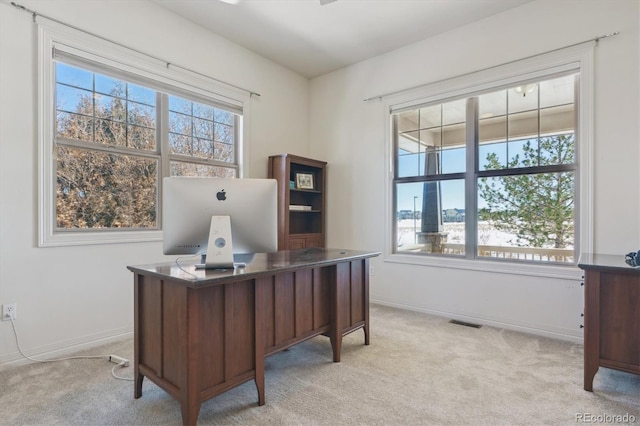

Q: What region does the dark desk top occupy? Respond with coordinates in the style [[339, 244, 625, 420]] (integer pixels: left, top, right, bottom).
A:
[[128, 248, 381, 288], [578, 253, 640, 273]]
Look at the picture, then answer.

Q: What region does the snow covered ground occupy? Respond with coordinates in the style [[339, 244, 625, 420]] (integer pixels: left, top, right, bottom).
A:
[[397, 219, 517, 248], [397, 219, 575, 262]]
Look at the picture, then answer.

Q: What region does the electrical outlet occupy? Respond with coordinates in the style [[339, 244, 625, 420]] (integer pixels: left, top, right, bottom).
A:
[[369, 265, 375, 276], [2, 303, 17, 321]]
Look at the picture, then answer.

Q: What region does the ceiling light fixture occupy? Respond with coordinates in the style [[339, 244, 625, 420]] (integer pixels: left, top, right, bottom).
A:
[[513, 83, 537, 97], [217, 0, 239, 4], [320, 0, 339, 5]]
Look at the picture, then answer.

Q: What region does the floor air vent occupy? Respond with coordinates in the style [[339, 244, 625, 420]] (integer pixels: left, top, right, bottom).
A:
[[449, 319, 482, 328]]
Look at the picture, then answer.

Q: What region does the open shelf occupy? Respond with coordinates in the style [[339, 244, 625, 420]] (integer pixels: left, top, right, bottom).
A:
[[268, 154, 327, 250]]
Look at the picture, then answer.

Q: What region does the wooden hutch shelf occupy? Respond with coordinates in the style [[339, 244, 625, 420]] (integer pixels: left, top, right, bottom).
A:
[[268, 154, 327, 250]]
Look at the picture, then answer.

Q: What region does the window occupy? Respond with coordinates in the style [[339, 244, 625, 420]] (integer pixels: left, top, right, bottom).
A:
[[386, 45, 593, 270], [39, 23, 249, 246]]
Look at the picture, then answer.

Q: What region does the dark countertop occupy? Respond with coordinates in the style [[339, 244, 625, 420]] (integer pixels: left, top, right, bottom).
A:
[[128, 247, 381, 288], [578, 252, 640, 273]]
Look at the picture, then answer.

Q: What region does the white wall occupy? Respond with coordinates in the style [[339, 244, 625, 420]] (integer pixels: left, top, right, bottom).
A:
[[0, 0, 310, 367], [309, 0, 640, 342]]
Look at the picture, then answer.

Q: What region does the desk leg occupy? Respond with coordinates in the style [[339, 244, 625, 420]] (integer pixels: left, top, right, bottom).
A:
[[330, 327, 342, 362], [363, 323, 370, 346], [181, 288, 203, 426], [255, 277, 267, 406], [180, 402, 201, 426], [331, 263, 350, 362], [583, 271, 600, 392], [584, 365, 598, 392], [255, 370, 265, 405], [331, 330, 343, 362], [134, 371, 144, 398], [133, 275, 143, 398], [363, 258, 370, 346]]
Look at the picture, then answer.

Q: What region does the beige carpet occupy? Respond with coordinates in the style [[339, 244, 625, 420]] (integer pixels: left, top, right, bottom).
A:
[[0, 304, 638, 425]]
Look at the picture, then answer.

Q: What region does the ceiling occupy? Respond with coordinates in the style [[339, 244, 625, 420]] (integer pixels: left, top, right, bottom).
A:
[[150, 0, 533, 79]]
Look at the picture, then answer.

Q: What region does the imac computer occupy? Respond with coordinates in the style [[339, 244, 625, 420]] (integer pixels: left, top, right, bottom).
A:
[[162, 177, 278, 269]]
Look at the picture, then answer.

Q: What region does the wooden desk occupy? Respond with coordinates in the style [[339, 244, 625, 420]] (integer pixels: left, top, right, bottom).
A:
[[128, 248, 379, 425], [578, 253, 640, 391]]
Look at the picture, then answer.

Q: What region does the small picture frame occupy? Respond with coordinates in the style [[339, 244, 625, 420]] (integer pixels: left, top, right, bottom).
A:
[[295, 172, 314, 190]]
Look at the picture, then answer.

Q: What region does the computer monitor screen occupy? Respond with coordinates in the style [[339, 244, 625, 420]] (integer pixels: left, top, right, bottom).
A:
[[162, 177, 277, 263]]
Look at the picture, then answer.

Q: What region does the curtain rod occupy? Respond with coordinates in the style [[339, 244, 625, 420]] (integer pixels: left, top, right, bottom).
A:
[[10, 1, 261, 98], [363, 31, 619, 102]]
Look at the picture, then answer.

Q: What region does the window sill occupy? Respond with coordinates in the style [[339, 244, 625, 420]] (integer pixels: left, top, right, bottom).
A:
[[384, 252, 583, 281], [39, 230, 163, 248]]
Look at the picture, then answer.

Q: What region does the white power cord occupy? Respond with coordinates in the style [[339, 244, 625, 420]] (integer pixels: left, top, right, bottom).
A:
[[110, 359, 134, 382], [7, 315, 134, 381]]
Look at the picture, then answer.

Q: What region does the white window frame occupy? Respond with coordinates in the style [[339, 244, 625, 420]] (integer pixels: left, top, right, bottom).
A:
[[38, 22, 252, 247], [383, 43, 594, 280]]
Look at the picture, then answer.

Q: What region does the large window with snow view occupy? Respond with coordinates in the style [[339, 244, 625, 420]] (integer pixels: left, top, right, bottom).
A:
[[392, 73, 578, 264]]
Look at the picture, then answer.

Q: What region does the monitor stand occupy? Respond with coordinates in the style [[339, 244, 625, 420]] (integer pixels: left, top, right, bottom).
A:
[[195, 215, 234, 270], [195, 253, 254, 270]]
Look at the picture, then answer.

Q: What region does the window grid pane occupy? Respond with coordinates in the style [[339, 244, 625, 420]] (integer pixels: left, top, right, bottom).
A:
[[394, 100, 466, 179], [55, 63, 157, 151], [394, 180, 465, 256], [56, 146, 158, 229], [167, 95, 236, 163], [170, 161, 236, 178], [477, 171, 575, 263]]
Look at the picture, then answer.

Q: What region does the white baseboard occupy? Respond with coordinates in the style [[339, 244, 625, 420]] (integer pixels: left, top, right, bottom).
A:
[[0, 327, 133, 371], [1, 299, 583, 371], [370, 297, 584, 344]]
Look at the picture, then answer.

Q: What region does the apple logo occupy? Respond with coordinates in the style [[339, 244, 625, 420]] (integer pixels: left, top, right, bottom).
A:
[[216, 190, 226, 201]]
